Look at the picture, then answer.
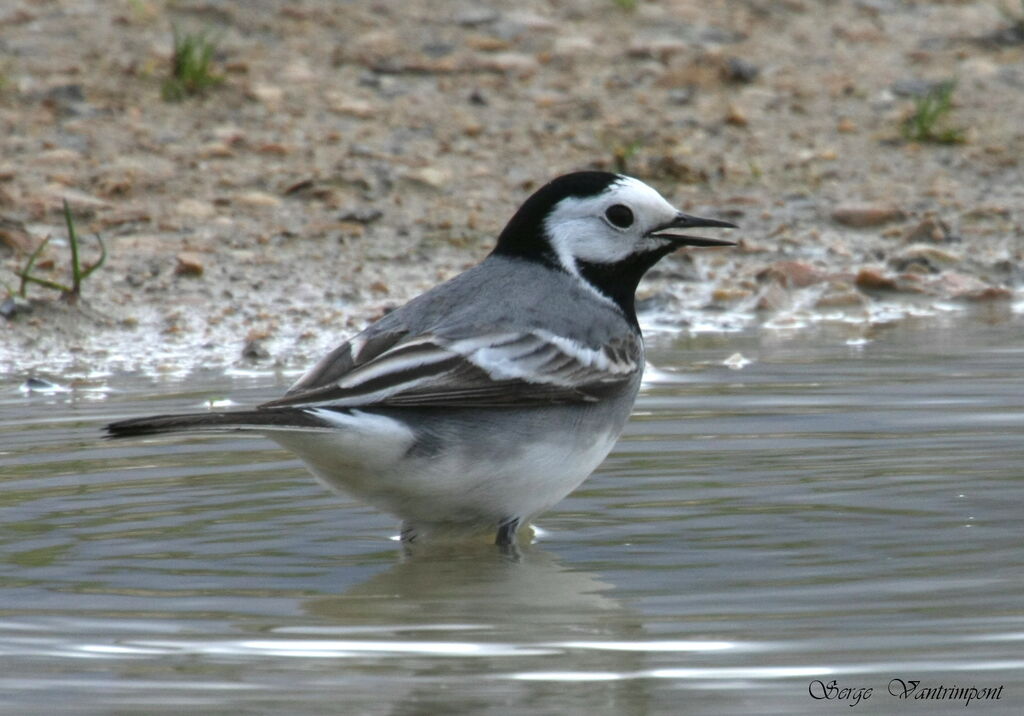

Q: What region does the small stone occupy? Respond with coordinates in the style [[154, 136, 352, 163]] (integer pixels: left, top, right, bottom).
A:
[[832, 203, 906, 228], [891, 244, 961, 273], [465, 34, 511, 52], [891, 78, 944, 97], [814, 288, 866, 309], [212, 124, 246, 144], [471, 51, 539, 76], [176, 198, 216, 219], [339, 207, 383, 224], [0, 295, 32, 319], [20, 377, 69, 393], [756, 260, 826, 288], [175, 252, 205, 276], [37, 147, 84, 164], [0, 216, 34, 253], [724, 57, 759, 83], [325, 91, 376, 118], [904, 216, 953, 243], [404, 167, 449, 190], [241, 338, 270, 360], [257, 143, 290, 156], [628, 38, 688, 62], [963, 204, 1011, 221], [938, 273, 1012, 302], [234, 191, 281, 208], [197, 142, 235, 158], [95, 206, 151, 229], [667, 87, 695, 105], [854, 267, 926, 294], [724, 104, 749, 127], [44, 186, 110, 212], [959, 286, 1013, 302], [854, 268, 897, 291], [837, 117, 857, 133], [248, 83, 284, 109]]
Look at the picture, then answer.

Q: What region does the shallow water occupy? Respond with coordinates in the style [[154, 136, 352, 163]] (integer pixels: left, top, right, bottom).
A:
[[2, 312, 1023, 715]]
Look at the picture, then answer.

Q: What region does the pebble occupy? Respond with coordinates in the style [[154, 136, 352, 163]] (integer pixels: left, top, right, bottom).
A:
[[241, 338, 270, 361], [247, 83, 284, 109], [904, 216, 953, 243], [891, 78, 945, 97], [854, 267, 899, 292], [724, 104, 749, 127], [339, 208, 383, 224], [234, 191, 281, 208], [44, 186, 110, 212], [20, 377, 69, 393], [466, 35, 511, 52], [176, 199, 216, 219], [37, 148, 84, 165], [628, 38, 688, 62], [667, 87, 695, 105], [891, 244, 961, 272], [937, 273, 1012, 302], [756, 260, 826, 288], [832, 203, 906, 228], [0, 216, 34, 253], [470, 52, 539, 77], [0, 295, 32, 319], [175, 252, 205, 277], [403, 167, 449, 190], [814, 288, 867, 309], [854, 268, 927, 294], [724, 57, 760, 83], [197, 142, 235, 159], [325, 91, 376, 118]]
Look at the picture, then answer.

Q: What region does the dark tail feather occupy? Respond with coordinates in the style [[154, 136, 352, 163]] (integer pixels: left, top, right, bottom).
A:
[[105, 408, 330, 438]]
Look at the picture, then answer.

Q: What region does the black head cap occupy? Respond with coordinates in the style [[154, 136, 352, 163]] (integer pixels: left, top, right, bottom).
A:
[[491, 171, 622, 265]]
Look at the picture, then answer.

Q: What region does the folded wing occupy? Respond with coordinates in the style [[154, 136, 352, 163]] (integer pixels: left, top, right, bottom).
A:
[[261, 330, 640, 410]]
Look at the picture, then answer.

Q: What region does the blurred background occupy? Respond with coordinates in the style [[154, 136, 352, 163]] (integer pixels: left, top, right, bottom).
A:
[[0, 0, 1021, 373]]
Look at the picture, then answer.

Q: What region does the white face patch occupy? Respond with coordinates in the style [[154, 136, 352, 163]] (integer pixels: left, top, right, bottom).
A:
[[542, 176, 682, 273]]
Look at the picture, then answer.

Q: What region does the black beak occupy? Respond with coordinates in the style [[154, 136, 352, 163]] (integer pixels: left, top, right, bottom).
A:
[[646, 212, 738, 247]]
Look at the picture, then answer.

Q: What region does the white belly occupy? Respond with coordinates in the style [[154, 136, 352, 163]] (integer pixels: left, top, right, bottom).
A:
[[266, 408, 620, 533]]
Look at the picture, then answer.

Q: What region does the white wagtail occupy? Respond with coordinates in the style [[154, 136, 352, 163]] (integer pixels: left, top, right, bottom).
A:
[[107, 172, 736, 545]]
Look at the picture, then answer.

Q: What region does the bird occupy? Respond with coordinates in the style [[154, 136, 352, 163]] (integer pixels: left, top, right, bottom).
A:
[[107, 171, 736, 546]]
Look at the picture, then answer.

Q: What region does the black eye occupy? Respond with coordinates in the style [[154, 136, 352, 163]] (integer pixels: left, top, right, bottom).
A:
[[605, 204, 634, 229]]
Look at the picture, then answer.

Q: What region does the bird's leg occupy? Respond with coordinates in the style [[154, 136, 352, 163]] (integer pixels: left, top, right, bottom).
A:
[[495, 517, 519, 547]]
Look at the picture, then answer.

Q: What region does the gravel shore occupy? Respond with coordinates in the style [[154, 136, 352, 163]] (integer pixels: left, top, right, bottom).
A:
[[2, 0, 1022, 377]]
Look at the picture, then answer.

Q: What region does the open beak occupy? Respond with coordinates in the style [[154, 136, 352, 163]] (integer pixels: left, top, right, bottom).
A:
[[646, 212, 738, 247]]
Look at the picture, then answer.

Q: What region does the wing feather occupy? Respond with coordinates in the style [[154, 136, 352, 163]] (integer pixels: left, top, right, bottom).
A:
[[261, 329, 640, 410]]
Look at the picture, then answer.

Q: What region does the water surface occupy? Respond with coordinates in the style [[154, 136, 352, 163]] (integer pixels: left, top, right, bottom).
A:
[[2, 312, 1023, 714]]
